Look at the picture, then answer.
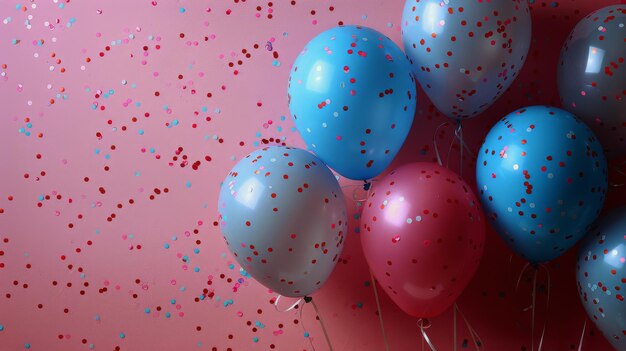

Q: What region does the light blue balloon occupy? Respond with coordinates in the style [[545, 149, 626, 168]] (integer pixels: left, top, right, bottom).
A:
[[476, 106, 607, 263], [401, 0, 531, 119], [577, 207, 626, 350], [288, 25, 417, 181], [218, 146, 347, 297]]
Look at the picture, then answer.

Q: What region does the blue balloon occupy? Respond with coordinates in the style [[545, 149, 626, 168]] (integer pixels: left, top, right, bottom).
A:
[[577, 207, 626, 350], [288, 25, 417, 181], [218, 146, 347, 297], [476, 106, 608, 263]]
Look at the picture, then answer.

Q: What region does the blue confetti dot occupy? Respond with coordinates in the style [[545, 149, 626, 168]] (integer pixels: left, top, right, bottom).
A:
[[119, 333, 125, 339], [24, 343, 31, 349], [179, 7, 186, 13], [164, 243, 170, 249]]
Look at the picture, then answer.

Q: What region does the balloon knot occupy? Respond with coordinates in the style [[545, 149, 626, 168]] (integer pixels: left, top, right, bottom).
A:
[[363, 181, 371, 191], [303, 296, 313, 304]]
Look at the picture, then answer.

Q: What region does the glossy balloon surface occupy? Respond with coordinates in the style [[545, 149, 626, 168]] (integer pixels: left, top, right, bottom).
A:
[[402, 0, 531, 119], [477, 106, 608, 263], [558, 5, 626, 157], [218, 146, 347, 297], [288, 25, 417, 180], [361, 163, 485, 318], [577, 207, 626, 351]]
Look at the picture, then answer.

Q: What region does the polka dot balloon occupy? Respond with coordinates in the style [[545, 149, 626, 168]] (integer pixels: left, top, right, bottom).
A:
[[558, 5, 626, 158], [360, 162, 485, 318], [288, 25, 417, 181], [218, 146, 347, 297], [401, 0, 531, 119], [477, 106, 608, 264], [577, 207, 626, 350]]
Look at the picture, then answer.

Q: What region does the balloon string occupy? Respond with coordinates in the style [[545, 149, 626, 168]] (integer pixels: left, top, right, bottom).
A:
[[417, 319, 437, 351], [531, 268, 537, 351], [369, 269, 390, 351], [515, 262, 531, 291], [455, 303, 483, 350], [453, 303, 457, 351], [610, 161, 626, 187], [578, 319, 587, 351], [537, 264, 551, 351], [457, 121, 464, 177], [274, 295, 315, 351], [526, 265, 550, 351], [340, 180, 377, 203], [298, 301, 318, 351], [310, 297, 334, 351], [273, 294, 303, 313], [432, 122, 450, 167]]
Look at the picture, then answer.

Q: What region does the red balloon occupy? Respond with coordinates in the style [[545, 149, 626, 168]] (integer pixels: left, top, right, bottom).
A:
[[361, 163, 485, 318]]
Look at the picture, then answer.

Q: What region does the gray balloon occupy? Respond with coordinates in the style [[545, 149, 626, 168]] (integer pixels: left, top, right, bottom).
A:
[[401, 0, 532, 120], [558, 5, 626, 158], [217, 146, 347, 297]]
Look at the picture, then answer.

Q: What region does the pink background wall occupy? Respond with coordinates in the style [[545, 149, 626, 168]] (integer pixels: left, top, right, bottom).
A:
[[1, 0, 624, 350]]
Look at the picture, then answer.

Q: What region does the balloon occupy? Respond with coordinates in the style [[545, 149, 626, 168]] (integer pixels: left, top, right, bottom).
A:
[[557, 5, 626, 158], [288, 25, 417, 181], [476, 106, 608, 263], [401, 0, 531, 119], [577, 207, 626, 351], [360, 163, 485, 318], [217, 146, 347, 297]]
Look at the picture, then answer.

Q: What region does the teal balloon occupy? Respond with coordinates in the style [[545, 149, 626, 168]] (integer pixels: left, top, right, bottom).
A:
[[476, 106, 608, 263], [577, 208, 626, 350], [288, 25, 417, 180]]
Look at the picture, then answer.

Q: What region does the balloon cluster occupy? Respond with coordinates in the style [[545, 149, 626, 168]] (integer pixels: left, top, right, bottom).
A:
[[217, 3, 624, 349]]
